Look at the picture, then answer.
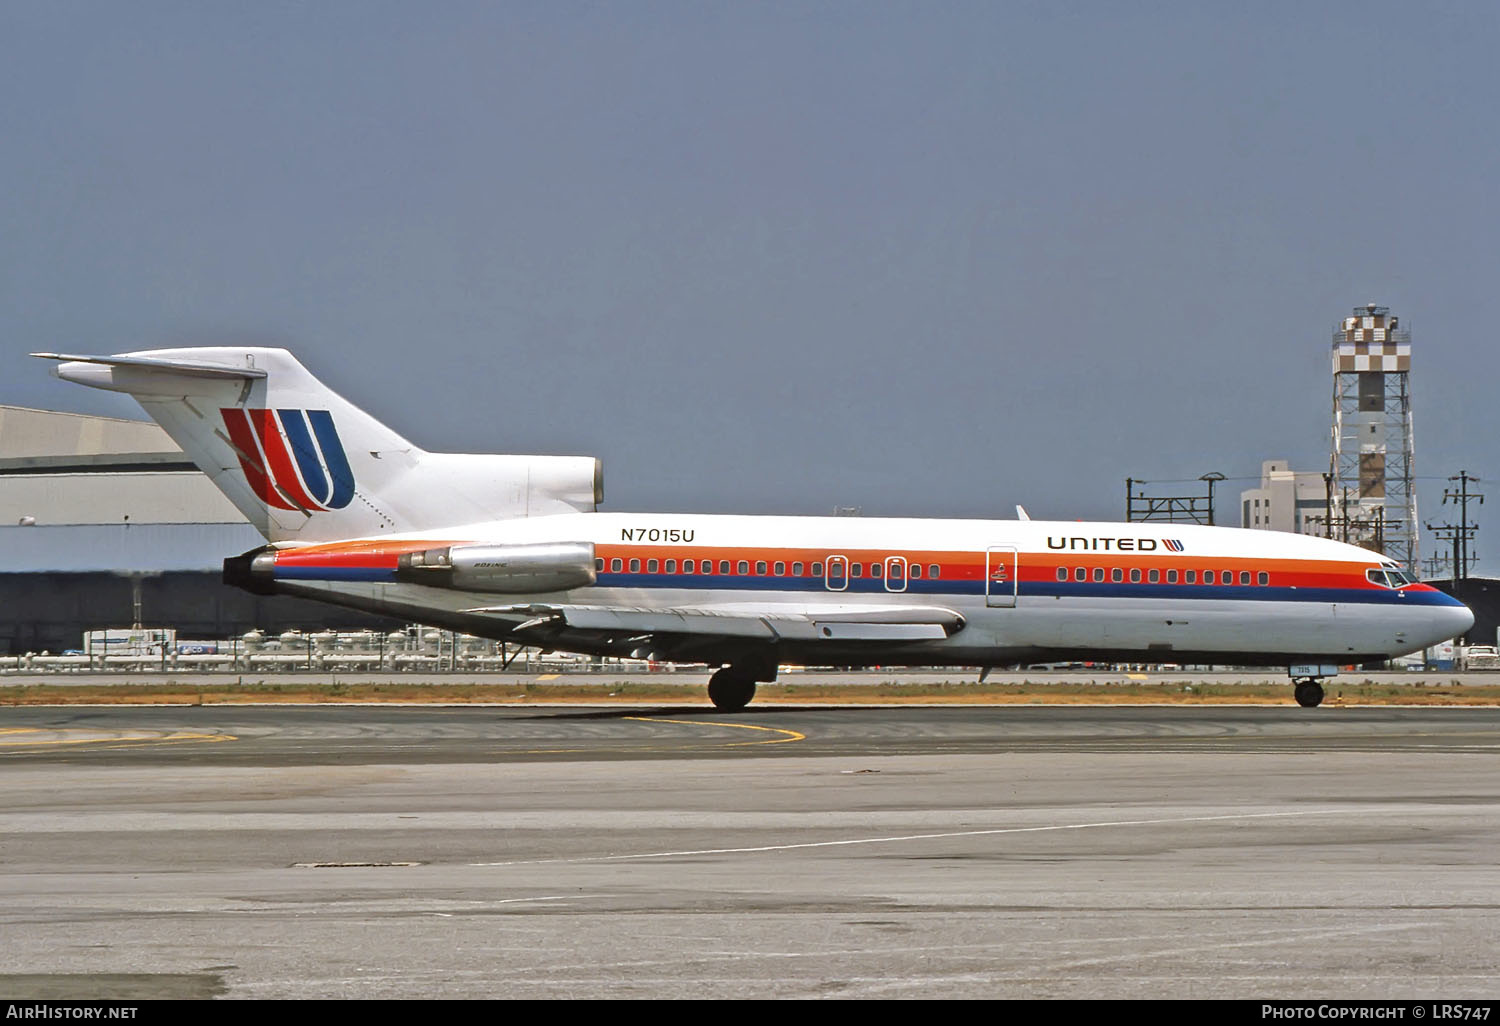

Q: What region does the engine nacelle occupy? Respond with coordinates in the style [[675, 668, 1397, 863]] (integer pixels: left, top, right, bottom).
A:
[[397, 541, 596, 593]]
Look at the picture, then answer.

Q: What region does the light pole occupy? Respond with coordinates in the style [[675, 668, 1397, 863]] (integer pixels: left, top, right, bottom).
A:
[[1199, 472, 1226, 526]]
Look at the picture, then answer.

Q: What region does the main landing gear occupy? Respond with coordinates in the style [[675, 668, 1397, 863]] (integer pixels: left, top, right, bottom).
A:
[[1293, 679, 1326, 708], [707, 666, 761, 711]]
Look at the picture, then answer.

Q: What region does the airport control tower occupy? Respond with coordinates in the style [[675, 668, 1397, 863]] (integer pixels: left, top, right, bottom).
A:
[[1330, 303, 1418, 570]]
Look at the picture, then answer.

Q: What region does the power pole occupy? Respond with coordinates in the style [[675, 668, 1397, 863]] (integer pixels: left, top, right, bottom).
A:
[[1322, 471, 1334, 539], [1448, 471, 1483, 583], [1422, 552, 1452, 579], [1425, 471, 1484, 640]]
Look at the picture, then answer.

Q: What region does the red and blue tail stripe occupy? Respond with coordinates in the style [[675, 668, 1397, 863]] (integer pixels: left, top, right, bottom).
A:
[[221, 408, 354, 512]]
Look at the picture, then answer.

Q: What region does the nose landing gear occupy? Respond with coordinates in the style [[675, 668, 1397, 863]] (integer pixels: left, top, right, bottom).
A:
[[1293, 679, 1326, 708], [1288, 664, 1338, 708]]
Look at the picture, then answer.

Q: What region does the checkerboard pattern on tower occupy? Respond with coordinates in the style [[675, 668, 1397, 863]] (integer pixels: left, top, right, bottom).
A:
[[1330, 304, 1418, 571]]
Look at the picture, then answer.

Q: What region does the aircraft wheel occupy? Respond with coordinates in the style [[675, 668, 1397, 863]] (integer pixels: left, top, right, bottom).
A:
[[708, 668, 757, 711], [1293, 681, 1325, 708]]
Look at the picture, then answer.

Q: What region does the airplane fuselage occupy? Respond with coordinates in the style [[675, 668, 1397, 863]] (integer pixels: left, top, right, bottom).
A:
[[232, 511, 1472, 670]]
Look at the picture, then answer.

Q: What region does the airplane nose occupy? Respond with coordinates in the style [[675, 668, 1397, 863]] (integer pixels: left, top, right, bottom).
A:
[[1432, 599, 1476, 646]]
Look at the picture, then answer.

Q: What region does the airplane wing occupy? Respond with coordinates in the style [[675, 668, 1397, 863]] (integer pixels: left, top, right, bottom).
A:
[[463, 603, 966, 643]]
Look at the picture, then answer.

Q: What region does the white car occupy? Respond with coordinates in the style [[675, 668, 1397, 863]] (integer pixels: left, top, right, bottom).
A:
[[1464, 646, 1500, 670]]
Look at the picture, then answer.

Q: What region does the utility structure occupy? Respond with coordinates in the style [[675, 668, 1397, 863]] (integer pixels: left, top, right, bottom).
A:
[[1125, 473, 1223, 525], [1330, 303, 1418, 569], [1426, 470, 1483, 588]]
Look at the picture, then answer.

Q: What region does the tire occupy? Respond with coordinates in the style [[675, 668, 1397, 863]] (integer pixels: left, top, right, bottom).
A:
[[1294, 681, 1324, 708], [708, 669, 756, 711]]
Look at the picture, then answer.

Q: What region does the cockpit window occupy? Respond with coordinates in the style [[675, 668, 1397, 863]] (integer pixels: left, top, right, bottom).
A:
[[1367, 567, 1418, 589]]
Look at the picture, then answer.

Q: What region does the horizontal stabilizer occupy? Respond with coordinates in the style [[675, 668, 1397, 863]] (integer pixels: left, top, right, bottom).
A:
[[33, 352, 267, 381]]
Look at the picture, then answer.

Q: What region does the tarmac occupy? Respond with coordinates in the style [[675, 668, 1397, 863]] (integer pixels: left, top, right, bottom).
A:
[[1, 702, 1498, 998]]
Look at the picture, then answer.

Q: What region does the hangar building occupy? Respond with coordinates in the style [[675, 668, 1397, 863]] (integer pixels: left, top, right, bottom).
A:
[[0, 405, 398, 654]]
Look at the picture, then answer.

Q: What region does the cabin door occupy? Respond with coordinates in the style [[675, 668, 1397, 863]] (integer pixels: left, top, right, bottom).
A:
[[985, 546, 1018, 608]]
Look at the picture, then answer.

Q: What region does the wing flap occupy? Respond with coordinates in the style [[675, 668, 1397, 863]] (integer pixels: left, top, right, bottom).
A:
[[464, 603, 965, 642], [550, 606, 781, 639]]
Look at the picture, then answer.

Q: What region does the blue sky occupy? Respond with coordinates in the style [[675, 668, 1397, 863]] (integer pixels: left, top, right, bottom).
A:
[[2, 2, 1495, 571]]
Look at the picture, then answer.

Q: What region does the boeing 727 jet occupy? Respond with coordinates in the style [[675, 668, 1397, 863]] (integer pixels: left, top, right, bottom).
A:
[[35, 348, 1472, 708]]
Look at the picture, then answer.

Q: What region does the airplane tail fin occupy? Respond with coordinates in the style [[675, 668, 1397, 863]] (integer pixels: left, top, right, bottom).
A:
[[33, 347, 601, 544]]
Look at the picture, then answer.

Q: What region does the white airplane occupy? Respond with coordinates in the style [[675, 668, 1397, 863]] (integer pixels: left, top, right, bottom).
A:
[[36, 347, 1472, 709]]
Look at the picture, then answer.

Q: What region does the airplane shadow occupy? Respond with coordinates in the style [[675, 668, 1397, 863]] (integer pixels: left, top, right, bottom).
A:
[[504, 704, 857, 721]]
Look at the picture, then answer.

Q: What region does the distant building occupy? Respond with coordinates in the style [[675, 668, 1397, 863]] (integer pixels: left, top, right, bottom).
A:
[[0, 405, 398, 653], [1428, 577, 1498, 647], [1239, 460, 1328, 536]]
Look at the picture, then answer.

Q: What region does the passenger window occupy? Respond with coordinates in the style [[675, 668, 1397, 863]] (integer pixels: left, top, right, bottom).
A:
[[1166, 569, 1178, 583], [595, 558, 604, 572], [1222, 569, 1233, 585], [611, 558, 623, 573], [755, 560, 767, 575], [629, 559, 641, 573], [910, 563, 921, 579], [851, 563, 863, 577], [928, 564, 940, 578], [647, 559, 658, 573], [812, 562, 823, 576], [1185, 570, 1196, 584], [1074, 567, 1085, 582], [792, 561, 803, 576], [665, 559, 676, 573], [774, 561, 785, 576], [1148, 569, 1159, 583], [1203, 571, 1214, 584], [1257, 571, 1268, 585], [719, 560, 730, 574], [738, 560, 749, 575], [1111, 568, 1123, 583], [683, 559, 695, 573], [1056, 567, 1068, 582], [1239, 571, 1250, 585], [1093, 568, 1104, 583], [1130, 568, 1141, 583], [871, 562, 882, 578]]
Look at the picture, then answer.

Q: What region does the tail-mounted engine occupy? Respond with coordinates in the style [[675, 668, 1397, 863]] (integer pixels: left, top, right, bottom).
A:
[[397, 541, 596, 593]]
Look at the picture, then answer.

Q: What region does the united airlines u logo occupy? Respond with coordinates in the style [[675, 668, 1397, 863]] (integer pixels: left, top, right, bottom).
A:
[[220, 408, 355, 512]]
